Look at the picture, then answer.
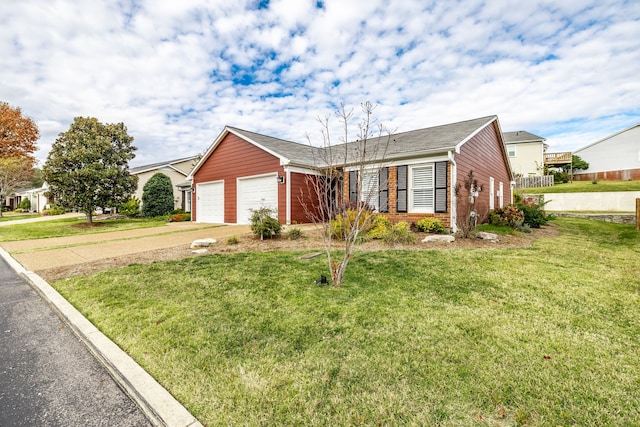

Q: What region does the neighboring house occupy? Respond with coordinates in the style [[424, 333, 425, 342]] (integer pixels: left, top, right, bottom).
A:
[[130, 155, 199, 212], [502, 131, 547, 177], [188, 115, 513, 230], [573, 123, 640, 181], [14, 183, 50, 212]]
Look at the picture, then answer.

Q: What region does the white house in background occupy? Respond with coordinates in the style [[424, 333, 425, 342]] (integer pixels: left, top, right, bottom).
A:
[[502, 131, 547, 177], [15, 183, 50, 212], [573, 123, 640, 181], [130, 155, 199, 211]]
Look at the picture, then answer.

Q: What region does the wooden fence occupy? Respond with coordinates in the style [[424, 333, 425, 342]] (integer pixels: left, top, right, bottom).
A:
[[515, 175, 554, 189]]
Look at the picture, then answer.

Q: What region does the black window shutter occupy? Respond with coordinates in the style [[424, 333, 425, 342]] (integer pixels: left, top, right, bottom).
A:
[[396, 165, 407, 213], [349, 171, 358, 203], [379, 167, 388, 212], [434, 161, 448, 213]]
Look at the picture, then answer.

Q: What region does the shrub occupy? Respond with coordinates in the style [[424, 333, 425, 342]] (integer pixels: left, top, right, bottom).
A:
[[383, 221, 416, 245], [329, 208, 376, 240], [142, 173, 175, 218], [168, 213, 190, 222], [516, 199, 549, 228], [287, 227, 304, 240], [18, 198, 31, 211], [249, 207, 281, 240], [489, 205, 525, 228], [119, 196, 141, 217], [41, 205, 65, 216], [367, 215, 392, 239], [415, 217, 446, 234], [227, 236, 239, 245]]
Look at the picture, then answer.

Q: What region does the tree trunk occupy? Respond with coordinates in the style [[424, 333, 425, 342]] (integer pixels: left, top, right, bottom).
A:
[[86, 211, 93, 224]]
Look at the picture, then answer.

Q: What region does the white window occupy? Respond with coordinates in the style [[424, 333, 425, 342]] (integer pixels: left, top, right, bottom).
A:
[[489, 177, 495, 210], [507, 145, 516, 157], [410, 164, 434, 213], [361, 171, 379, 211], [499, 182, 504, 208]]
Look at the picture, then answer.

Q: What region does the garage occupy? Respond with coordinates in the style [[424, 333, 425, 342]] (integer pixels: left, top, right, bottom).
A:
[[196, 181, 224, 223], [237, 174, 278, 224]]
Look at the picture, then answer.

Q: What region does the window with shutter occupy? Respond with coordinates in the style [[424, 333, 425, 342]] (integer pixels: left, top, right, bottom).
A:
[[410, 164, 434, 213], [434, 161, 448, 213], [362, 171, 379, 211], [396, 165, 407, 212]]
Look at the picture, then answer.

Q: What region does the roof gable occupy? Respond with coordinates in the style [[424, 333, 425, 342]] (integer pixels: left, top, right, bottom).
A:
[[574, 122, 640, 153], [130, 155, 199, 175], [502, 131, 546, 144]]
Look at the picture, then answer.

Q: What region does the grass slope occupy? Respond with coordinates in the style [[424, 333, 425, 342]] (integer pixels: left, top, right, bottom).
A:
[[523, 180, 640, 193], [53, 218, 640, 426]]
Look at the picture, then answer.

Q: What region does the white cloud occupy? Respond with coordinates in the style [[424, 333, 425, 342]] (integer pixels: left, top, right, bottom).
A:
[[0, 0, 637, 167]]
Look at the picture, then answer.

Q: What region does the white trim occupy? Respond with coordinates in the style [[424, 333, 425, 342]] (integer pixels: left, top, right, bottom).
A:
[[286, 170, 291, 225], [489, 177, 495, 210], [284, 165, 322, 176], [499, 181, 504, 208], [344, 155, 449, 171]]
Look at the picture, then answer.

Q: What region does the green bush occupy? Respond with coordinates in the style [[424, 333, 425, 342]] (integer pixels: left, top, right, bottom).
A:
[[516, 199, 549, 228], [489, 205, 525, 228], [383, 221, 415, 245], [41, 205, 65, 216], [329, 208, 376, 240], [367, 215, 392, 239], [119, 196, 141, 217], [287, 227, 305, 240], [415, 217, 446, 234], [142, 173, 175, 218], [227, 236, 239, 245], [250, 207, 282, 240], [18, 198, 31, 211]]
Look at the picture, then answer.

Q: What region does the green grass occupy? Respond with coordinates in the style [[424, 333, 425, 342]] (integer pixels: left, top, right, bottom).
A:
[[0, 217, 167, 241], [0, 213, 40, 222], [523, 179, 640, 193], [53, 218, 640, 426]]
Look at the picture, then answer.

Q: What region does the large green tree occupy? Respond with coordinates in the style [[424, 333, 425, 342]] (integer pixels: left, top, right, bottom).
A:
[[141, 172, 174, 217], [43, 117, 138, 223]]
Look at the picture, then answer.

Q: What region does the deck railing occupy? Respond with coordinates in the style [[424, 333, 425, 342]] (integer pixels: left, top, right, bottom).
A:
[[544, 152, 572, 164], [515, 175, 554, 189]]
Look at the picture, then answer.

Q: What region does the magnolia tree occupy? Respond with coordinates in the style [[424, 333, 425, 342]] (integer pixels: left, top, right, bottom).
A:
[[302, 102, 392, 286], [43, 117, 138, 223]]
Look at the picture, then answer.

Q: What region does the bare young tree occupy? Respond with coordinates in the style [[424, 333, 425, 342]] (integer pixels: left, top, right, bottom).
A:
[[455, 170, 483, 238], [301, 102, 392, 286]]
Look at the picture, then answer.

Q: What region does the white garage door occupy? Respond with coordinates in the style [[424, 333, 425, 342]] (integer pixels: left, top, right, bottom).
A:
[[237, 174, 278, 225], [196, 181, 224, 223]]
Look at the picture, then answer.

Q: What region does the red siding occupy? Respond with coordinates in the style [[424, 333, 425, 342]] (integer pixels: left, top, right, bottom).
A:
[[192, 133, 285, 223], [289, 172, 319, 224], [455, 121, 512, 223]]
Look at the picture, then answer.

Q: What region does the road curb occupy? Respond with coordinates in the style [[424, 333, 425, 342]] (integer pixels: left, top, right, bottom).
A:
[[0, 247, 202, 427]]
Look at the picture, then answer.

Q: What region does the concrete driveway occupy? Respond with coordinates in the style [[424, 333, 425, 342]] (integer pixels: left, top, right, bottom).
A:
[[0, 219, 251, 271]]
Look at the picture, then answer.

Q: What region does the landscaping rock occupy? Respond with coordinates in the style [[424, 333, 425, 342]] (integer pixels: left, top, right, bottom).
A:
[[422, 235, 455, 243], [190, 238, 216, 248], [191, 248, 208, 254], [476, 232, 499, 241]]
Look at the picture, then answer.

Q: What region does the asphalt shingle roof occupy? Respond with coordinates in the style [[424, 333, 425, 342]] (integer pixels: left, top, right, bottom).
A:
[[502, 131, 546, 143]]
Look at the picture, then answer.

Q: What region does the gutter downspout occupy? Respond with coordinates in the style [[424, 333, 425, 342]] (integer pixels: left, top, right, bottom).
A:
[[448, 150, 457, 233]]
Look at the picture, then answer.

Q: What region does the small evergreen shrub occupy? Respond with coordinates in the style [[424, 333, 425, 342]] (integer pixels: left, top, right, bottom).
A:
[[383, 221, 416, 245], [18, 198, 31, 211], [142, 173, 175, 218], [249, 207, 281, 239], [516, 199, 549, 228], [367, 215, 392, 239], [41, 205, 65, 216], [287, 227, 304, 240], [415, 217, 446, 234], [227, 236, 239, 245], [119, 196, 141, 217]]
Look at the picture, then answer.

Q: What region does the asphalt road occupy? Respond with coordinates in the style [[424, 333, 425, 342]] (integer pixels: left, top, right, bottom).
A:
[[0, 257, 151, 427]]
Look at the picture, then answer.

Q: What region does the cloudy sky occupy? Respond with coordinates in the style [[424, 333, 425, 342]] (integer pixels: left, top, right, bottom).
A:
[[1, 0, 638, 167]]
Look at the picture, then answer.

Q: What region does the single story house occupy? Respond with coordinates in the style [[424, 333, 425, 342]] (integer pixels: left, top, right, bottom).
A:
[[130, 155, 199, 212], [573, 122, 640, 181], [188, 115, 513, 230], [502, 130, 547, 177]]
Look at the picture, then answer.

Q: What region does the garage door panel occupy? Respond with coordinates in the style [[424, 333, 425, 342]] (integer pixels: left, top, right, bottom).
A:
[[196, 181, 224, 223], [237, 175, 278, 225]]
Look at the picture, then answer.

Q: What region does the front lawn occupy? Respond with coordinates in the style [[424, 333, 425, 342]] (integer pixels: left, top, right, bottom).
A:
[[0, 217, 168, 241], [523, 179, 640, 193], [0, 213, 40, 222], [53, 218, 640, 426]]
